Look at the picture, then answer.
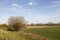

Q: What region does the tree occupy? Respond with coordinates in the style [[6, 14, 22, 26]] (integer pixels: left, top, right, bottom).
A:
[[30, 23, 35, 26], [7, 16, 26, 31]]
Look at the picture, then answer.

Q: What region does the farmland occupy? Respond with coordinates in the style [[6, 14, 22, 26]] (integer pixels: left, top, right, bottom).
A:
[[25, 26, 60, 40], [0, 26, 60, 40]]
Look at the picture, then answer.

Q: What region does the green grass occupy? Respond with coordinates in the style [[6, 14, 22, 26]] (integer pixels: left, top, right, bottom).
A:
[[24, 27, 60, 40], [0, 26, 60, 40]]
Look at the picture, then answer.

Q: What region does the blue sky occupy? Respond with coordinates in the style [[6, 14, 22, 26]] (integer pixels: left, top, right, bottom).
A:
[[0, 0, 60, 24]]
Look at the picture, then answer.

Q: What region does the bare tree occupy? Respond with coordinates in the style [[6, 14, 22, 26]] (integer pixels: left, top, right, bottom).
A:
[[8, 16, 26, 31]]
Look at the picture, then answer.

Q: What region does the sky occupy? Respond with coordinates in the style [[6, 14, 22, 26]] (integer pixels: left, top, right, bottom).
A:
[[0, 0, 60, 24]]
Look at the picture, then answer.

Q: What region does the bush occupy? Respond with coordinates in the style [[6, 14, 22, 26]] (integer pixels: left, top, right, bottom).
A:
[[7, 16, 26, 31]]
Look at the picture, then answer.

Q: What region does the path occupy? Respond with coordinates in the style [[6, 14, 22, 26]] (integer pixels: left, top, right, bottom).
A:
[[20, 32, 51, 40]]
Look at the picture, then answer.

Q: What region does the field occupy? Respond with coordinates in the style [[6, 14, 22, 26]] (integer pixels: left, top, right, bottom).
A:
[[27, 26, 60, 28], [0, 29, 38, 40], [25, 26, 60, 40], [0, 26, 60, 40]]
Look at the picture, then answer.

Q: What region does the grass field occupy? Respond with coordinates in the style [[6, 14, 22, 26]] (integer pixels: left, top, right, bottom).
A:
[[0, 26, 60, 40], [0, 27, 38, 40], [25, 26, 60, 40]]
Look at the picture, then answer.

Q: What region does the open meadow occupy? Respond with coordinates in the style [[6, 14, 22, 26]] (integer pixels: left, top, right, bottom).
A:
[[0, 26, 60, 40], [25, 26, 60, 40]]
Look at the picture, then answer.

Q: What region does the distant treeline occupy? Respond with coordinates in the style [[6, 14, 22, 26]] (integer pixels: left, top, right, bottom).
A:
[[28, 23, 60, 26], [0, 23, 60, 27], [0, 24, 8, 27]]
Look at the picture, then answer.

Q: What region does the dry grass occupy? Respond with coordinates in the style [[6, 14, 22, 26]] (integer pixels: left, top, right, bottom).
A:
[[27, 26, 60, 28], [27, 26, 51, 28]]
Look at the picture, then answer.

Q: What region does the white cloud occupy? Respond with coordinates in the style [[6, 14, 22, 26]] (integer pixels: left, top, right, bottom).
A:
[[52, 0, 60, 4], [28, 2, 37, 6], [10, 3, 31, 12], [44, 0, 60, 9], [45, 0, 60, 9], [11, 3, 22, 8], [28, 2, 33, 6], [10, 3, 23, 11], [45, 5, 60, 9]]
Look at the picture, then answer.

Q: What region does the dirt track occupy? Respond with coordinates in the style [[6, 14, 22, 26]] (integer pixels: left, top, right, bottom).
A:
[[20, 32, 50, 40]]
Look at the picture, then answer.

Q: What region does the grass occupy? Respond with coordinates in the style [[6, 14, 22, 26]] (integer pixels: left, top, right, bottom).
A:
[[24, 26, 60, 40], [0, 26, 60, 40], [0, 29, 37, 40]]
